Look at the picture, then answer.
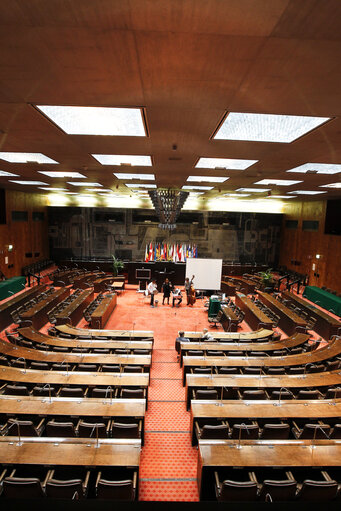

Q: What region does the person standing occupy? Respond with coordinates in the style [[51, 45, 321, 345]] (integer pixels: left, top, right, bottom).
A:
[[184, 275, 195, 305], [162, 278, 172, 305], [147, 279, 158, 307]]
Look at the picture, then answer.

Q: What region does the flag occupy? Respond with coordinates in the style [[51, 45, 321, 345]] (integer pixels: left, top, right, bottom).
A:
[[145, 244, 149, 262], [149, 242, 153, 262]]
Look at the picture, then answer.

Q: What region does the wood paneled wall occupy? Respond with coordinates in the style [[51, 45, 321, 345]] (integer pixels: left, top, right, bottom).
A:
[[280, 200, 341, 292], [0, 190, 49, 278]]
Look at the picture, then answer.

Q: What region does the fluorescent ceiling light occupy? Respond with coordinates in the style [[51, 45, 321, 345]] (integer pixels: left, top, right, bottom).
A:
[[38, 187, 68, 191], [0, 170, 19, 177], [254, 179, 303, 186], [196, 157, 258, 170], [98, 193, 123, 197], [67, 182, 102, 187], [0, 152, 58, 164], [266, 195, 296, 199], [9, 180, 48, 185], [320, 182, 341, 188], [188, 191, 204, 196], [288, 190, 327, 195], [125, 183, 157, 188], [114, 173, 155, 180], [182, 185, 213, 191], [237, 187, 270, 193], [214, 112, 330, 143], [286, 163, 341, 175], [224, 193, 250, 197], [93, 155, 151, 166], [38, 171, 86, 178], [36, 105, 146, 136], [187, 176, 228, 183], [64, 192, 78, 195]]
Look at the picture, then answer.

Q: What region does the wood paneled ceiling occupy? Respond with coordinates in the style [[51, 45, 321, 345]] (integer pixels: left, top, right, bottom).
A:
[[1, 0, 341, 207]]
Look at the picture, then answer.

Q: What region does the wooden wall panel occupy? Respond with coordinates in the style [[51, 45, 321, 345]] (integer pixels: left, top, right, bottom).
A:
[[0, 190, 49, 278], [280, 200, 341, 292]]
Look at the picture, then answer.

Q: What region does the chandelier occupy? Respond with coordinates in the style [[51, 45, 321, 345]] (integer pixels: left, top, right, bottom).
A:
[[148, 189, 189, 230]]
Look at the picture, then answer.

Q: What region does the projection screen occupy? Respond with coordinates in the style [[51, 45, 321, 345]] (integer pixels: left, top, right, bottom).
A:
[[185, 258, 222, 291]]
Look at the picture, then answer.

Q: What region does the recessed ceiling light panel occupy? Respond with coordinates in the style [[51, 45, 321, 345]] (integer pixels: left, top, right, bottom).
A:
[[9, 180, 48, 185], [39, 171, 86, 178], [0, 152, 58, 164], [320, 182, 341, 188], [114, 173, 155, 180], [38, 187, 68, 191], [196, 157, 258, 170], [266, 195, 296, 199], [187, 176, 228, 183], [214, 112, 330, 143], [236, 187, 270, 193], [37, 106, 146, 136], [224, 193, 250, 197], [0, 170, 19, 177], [287, 163, 341, 174], [67, 182, 102, 187], [125, 183, 157, 188], [93, 155, 151, 166], [182, 185, 213, 190], [288, 190, 327, 195], [254, 179, 303, 186]]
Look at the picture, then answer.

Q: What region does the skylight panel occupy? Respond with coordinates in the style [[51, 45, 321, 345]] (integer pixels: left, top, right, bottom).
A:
[[254, 179, 303, 186], [214, 112, 330, 143], [236, 188, 270, 193], [0, 170, 18, 177], [182, 185, 213, 191], [67, 182, 102, 187], [287, 190, 327, 195], [93, 155, 152, 166], [9, 180, 48, 185], [187, 176, 228, 183], [38, 171, 86, 178], [0, 152, 58, 164], [320, 183, 341, 188], [286, 163, 341, 175], [195, 158, 258, 170], [36, 106, 146, 136], [114, 173, 155, 180]]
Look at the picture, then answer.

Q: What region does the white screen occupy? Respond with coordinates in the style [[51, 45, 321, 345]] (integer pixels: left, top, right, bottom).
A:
[[185, 258, 222, 290]]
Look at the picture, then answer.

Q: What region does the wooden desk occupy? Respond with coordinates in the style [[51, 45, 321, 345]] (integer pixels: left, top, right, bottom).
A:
[[20, 288, 70, 329], [220, 305, 239, 332], [73, 272, 101, 290], [0, 437, 141, 467], [112, 282, 125, 292], [0, 285, 47, 330], [183, 328, 273, 342], [190, 399, 341, 445], [0, 339, 152, 369], [54, 289, 94, 325], [17, 327, 153, 350], [93, 277, 115, 293], [198, 440, 341, 500], [55, 324, 154, 340], [282, 290, 341, 339], [258, 291, 307, 336], [90, 293, 117, 329], [226, 276, 257, 294], [220, 281, 238, 297], [235, 293, 273, 331], [185, 370, 341, 409], [52, 270, 79, 286]]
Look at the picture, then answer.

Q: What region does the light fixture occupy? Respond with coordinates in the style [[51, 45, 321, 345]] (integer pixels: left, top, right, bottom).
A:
[[195, 157, 258, 170], [287, 190, 327, 195], [38, 187, 68, 191], [224, 193, 250, 197], [93, 155, 152, 166], [236, 187, 270, 193], [149, 189, 189, 230], [214, 112, 330, 143], [67, 182, 102, 187], [36, 106, 147, 136], [0, 152, 58, 164], [319, 183, 341, 188], [187, 176, 228, 183], [0, 170, 19, 177], [182, 185, 213, 190], [114, 173, 155, 180], [38, 171, 86, 178], [316, 254, 321, 259], [266, 195, 296, 199], [125, 183, 157, 188], [286, 163, 341, 175], [254, 179, 303, 186], [9, 180, 48, 185]]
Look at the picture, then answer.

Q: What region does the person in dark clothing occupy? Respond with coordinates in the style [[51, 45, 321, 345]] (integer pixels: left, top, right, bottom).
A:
[[162, 278, 172, 305], [175, 330, 190, 355]]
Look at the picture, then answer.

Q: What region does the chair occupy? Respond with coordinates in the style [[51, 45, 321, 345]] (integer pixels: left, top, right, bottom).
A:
[[330, 424, 341, 439], [325, 387, 341, 399], [123, 365, 143, 373], [287, 366, 305, 374], [101, 364, 120, 372], [242, 390, 268, 400], [292, 422, 331, 439], [46, 421, 77, 437], [296, 479, 338, 500], [296, 390, 321, 400], [259, 423, 290, 439], [266, 367, 286, 375], [31, 362, 50, 371], [326, 360, 340, 371], [2, 477, 47, 498], [77, 420, 109, 438], [259, 479, 297, 501], [207, 350, 224, 357], [214, 472, 258, 501], [111, 422, 140, 439], [59, 387, 86, 398], [230, 424, 259, 439], [193, 367, 212, 374], [5, 418, 44, 436], [46, 475, 90, 499], [187, 350, 204, 356], [196, 423, 229, 440], [121, 388, 145, 399], [134, 349, 149, 355], [95, 472, 137, 500], [270, 390, 294, 400], [76, 364, 98, 372], [208, 310, 223, 328], [218, 367, 239, 374], [195, 389, 218, 400], [93, 348, 110, 354], [243, 367, 264, 375], [306, 364, 325, 373], [4, 385, 30, 396], [32, 386, 57, 397]]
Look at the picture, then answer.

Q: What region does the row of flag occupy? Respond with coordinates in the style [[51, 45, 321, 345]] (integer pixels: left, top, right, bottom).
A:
[[144, 242, 198, 262]]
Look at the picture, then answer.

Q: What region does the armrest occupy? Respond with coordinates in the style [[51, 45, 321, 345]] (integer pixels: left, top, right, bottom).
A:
[[214, 471, 221, 491], [132, 471, 137, 489], [84, 470, 91, 489], [43, 469, 53, 488], [83, 387, 89, 397], [195, 421, 201, 439], [37, 418, 45, 430], [106, 420, 111, 434], [0, 468, 7, 483], [95, 471, 102, 488], [286, 471, 295, 481], [9, 469, 16, 477], [321, 470, 332, 481], [292, 420, 300, 432], [249, 471, 258, 484]]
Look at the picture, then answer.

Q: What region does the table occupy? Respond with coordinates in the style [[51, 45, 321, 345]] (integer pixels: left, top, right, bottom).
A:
[[0, 277, 27, 300], [220, 305, 239, 332], [55, 324, 154, 340], [54, 289, 94, 325], [20, 287, 70, 329], [0, 285, 47, 330], [235, 293, 273, 330], [183, 328, 274, 342], [258, 292, 307, 335], [303, 286, 341, 317], [90, 293, 117, 328]]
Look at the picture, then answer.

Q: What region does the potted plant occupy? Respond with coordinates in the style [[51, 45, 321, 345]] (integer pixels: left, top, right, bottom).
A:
[[112, 254, 124, 277], [259, 268, 275, 291]]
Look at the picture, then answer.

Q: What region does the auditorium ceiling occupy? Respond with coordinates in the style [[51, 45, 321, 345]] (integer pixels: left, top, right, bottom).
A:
[[0, 0, 341, 210]]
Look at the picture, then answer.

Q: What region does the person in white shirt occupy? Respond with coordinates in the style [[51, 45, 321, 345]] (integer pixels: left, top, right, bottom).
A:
[[172, 287, 182, 307], [147, 279, 158, 307], [202, 328, 214, 341]]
